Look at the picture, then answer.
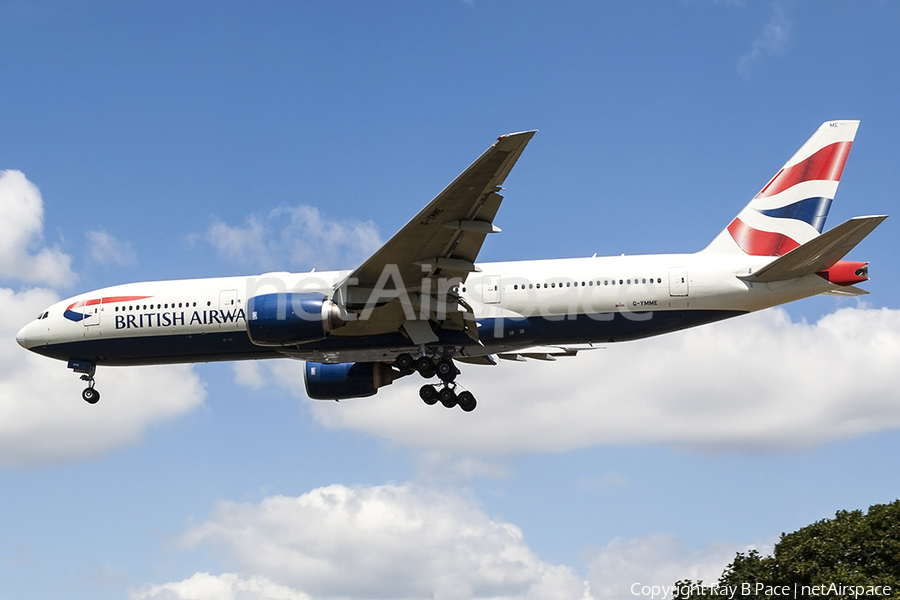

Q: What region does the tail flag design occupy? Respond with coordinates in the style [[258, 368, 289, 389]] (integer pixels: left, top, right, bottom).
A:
[[704, 121, 859, 256]]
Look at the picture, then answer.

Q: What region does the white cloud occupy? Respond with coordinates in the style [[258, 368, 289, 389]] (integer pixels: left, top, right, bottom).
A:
[[275, 306, 900, 455], [0, 171, 206, 467], [0, 170, 74, 287], [135, 484, 761, 600], [131, 572, 312, 600], [585, 534, 761, 599], [86, 229, 137, 266], [165, 483, 588, 600], [0, 284, 206, 466], [205, 205, 382, 272], [232, 361, 266, 389], [738, 4, 792, 78]]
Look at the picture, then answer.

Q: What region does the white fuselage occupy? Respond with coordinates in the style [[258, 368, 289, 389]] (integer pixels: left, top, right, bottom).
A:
[[17, 250, 837, 367]]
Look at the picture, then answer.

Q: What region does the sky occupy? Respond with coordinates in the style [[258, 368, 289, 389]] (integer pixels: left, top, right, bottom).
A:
[[1, 1, 899, 598]]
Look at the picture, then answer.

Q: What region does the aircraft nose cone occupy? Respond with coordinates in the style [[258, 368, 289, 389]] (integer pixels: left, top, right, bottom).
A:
[[16, 324, 28, 348]]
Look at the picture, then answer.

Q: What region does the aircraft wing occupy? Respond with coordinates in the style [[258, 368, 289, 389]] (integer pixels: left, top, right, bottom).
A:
[[341, 131, 536, 301]]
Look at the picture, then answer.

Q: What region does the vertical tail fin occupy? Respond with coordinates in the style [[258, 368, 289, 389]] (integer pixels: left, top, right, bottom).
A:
[[703, 120, 859, 255]]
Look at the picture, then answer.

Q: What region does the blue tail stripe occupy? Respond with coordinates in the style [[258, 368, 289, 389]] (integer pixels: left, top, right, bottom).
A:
[[755, 197, 833, 233]]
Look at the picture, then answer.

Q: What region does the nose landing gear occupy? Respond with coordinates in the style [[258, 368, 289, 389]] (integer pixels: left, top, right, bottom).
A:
[[397, 353, 477, 412], [68, 359, 100, 404]]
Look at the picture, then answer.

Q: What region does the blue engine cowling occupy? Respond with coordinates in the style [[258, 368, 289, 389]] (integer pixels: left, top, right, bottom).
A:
[[305, 361, 397, 400], [246, 292, 345, 346]]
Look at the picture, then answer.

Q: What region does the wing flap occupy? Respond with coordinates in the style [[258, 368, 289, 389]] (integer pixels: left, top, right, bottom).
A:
[[497, 345, 597, 362]]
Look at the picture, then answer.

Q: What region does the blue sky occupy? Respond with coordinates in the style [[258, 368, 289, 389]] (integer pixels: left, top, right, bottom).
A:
[[2, 1, 900, 598]]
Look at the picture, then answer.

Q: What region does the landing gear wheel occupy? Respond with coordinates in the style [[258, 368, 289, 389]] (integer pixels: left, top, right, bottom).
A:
[[456, 391, 476, 412], [439, 386, 457, 408], [415, 356, 434, 376], [419, 384, 438, 405], [396, 353, 414, 373], [436, 359, 457, 382], [82, 387, 100, 404]]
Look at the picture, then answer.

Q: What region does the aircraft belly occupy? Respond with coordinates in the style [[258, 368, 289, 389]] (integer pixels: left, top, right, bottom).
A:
[[31, 308, 748, 367]]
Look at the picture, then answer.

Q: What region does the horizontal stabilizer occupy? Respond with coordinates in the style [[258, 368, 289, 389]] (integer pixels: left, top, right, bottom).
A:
[[823, 285, 869, 297], [739, 215, 887, 283]]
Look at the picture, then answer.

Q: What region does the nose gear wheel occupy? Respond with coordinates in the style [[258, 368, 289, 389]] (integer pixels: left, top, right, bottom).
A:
[[81, 387, 100, 404], [70, 360, 101, 404]]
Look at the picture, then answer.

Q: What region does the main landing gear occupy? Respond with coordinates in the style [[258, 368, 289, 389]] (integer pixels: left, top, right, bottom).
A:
[[68, 359, 100, 404], [396, 353, 477, 412]]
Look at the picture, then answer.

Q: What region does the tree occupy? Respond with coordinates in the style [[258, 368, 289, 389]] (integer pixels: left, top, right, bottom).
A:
[[673, 500, 900, 599]]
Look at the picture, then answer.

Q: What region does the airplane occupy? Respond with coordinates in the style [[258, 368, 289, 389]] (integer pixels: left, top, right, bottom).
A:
[[16, 120, 886, 411]]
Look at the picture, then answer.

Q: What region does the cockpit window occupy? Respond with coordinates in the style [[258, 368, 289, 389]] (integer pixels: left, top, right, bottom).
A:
[[35, 311, 49, 320]]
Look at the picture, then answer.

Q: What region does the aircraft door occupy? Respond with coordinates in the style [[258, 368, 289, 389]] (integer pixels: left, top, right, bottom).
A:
[[82, 300, 101, 327], [483, 275, 501, 304], [668, 268, 689, 297], [219, 289, 241, 330]]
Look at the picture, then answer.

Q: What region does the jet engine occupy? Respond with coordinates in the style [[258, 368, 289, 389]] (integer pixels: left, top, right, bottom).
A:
[[304, 361, 398, 400], [246, 292, 346, 346]]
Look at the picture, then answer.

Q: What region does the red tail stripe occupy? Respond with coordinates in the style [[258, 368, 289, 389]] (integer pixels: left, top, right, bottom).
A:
[[755, 141, 852, 199], [727, 218, 800, 256]]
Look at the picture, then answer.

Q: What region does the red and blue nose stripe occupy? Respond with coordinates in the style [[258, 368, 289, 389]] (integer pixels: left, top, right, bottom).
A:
[[64, 296, 152, 322]]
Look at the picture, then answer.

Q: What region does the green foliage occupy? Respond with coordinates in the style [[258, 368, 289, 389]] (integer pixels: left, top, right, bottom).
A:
[[673, 500, 900, 600]]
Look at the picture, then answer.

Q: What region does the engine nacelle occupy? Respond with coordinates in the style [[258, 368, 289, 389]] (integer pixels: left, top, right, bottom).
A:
[[304, 361, 397, 400], [817, 261, 869, 286], [246, 292, 346, 346]]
